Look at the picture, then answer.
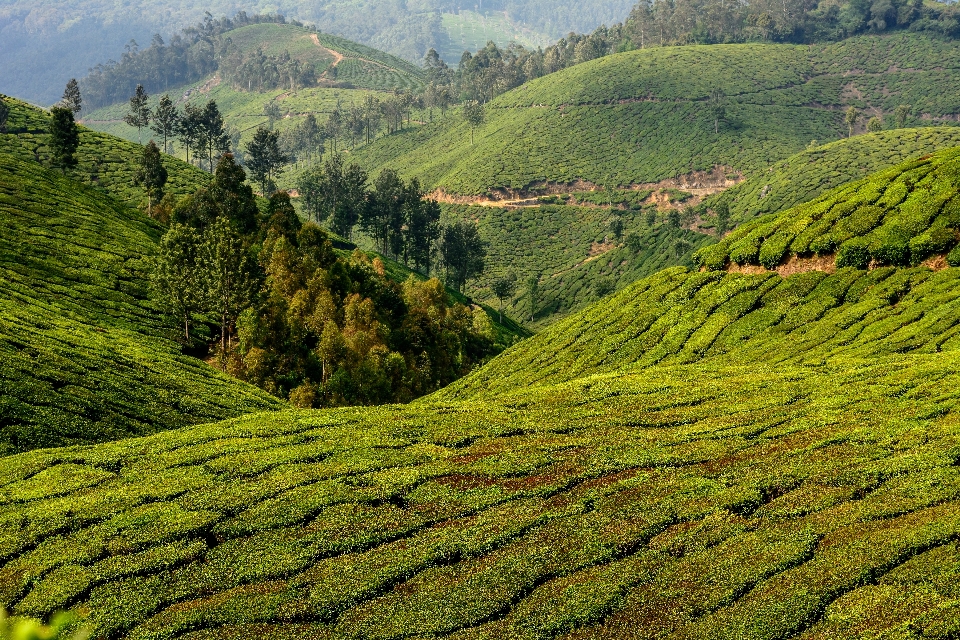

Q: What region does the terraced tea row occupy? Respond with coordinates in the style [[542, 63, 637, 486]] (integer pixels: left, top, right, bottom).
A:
[[443, 265, 960, 400], [702, 127, 960, 227], [1, 351, 959, 639], [695, 146, 960, 273]]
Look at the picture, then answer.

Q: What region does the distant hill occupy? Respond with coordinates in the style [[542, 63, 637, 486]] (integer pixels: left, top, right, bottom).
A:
[[81, 23, 424, 157], [353, 33, 960, 197], [0, 0, 633, 106]]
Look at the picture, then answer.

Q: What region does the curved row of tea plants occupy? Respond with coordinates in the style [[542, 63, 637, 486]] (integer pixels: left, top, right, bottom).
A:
[[1, 348, 959, 638], [0, 152, 281, 454], [694, 146, 960, 273], [353, 33, 960, 197], [702, 127, 960, 227]]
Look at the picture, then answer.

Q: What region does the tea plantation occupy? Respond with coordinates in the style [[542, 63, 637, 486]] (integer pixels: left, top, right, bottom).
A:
[[353, 33, 960, 196], [0, 152, 282, 454], [2, 314, 960, 638], [446, 201, 710, 324], [0, 96, 209, 210], [695, 146, 960, 273], [83, 23, 424, 152], [3, 139, 960, 636], [703, 127, 960, 227]]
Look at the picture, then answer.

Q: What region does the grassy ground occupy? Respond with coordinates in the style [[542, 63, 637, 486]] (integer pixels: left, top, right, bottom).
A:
[[0, 152, 282, 454], [352, 33, 960, 197], [3, 131, 960, 636]]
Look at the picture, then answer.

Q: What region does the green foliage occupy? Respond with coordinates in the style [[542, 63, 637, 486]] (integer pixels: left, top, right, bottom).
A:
[[0, 609, 87, 640], [440, 200, 710, 325], [47, 108, 79, 172], [353, 34, 960, 197], [5, 274, 960, 636], [702, 127, 960, 226], [0, 153, 280, 453], [696, 147, 960, 271]]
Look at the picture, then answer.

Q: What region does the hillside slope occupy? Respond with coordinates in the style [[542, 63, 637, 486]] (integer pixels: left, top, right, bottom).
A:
[[0, 154, 281, 453], [0, 95, 210, 210], [82, 23, 423, 152], [695, 145, 960, 273], [3, 141, 960, 637], [444, 146, 960, 398], [703, 127, 960, 227], [353, 33, 960, 197]]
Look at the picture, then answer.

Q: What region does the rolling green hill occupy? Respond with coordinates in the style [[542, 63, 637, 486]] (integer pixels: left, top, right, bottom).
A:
[[695, 145, 960, 273], [443, 200, 710, 325], [0, 95, 210, 210], [4, 134, 960, 637], [0, 152, 282, 454], [702, 127, 960, 228], [353, 33, 960, 197], [82, 23, 423, 162]]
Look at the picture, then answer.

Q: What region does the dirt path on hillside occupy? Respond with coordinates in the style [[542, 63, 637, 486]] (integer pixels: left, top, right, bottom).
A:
[[430, 167, 742, 211], [311, 34, 344, 70]]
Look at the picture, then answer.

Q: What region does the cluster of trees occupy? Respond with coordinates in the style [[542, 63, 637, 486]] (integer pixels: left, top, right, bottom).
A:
[[122, 85, 230, 170], [152, 155, 499, 407], [220, 48, 318, 93], [296, 157, 486, 291], [80, 12, 293, 110]]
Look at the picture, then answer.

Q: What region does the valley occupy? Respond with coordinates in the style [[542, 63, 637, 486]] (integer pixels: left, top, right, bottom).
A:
[[3, 2, 960, 638]]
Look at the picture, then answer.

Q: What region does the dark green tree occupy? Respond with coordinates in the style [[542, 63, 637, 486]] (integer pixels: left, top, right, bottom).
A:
[[0, 97, 9, 134], [463, 100, 485, 145], [490, 273, 516, 323], [134, 141, 168, 217], [363, 168, 405, 256], [714, 201, 731, 236], [177, 103, 203, 166], [152, 223, 204, 342], [124, 84, 150, 144], [525, 275, 540, 321], [199, 216, 258, 368], [200, 100, 230, 171], [263, 101, 282, 129], [667, 209, 681, 229], [440, 220, 486, 293], [845, 106, 860, 138], [406, 194, 441, 275], [151, 95, 180, 154], [48, 107, 79, 173], [609, 216, 624, 241], [173, 154, 259, 233], [60, 79, 82, 115], [245, 126, 287, 194]]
